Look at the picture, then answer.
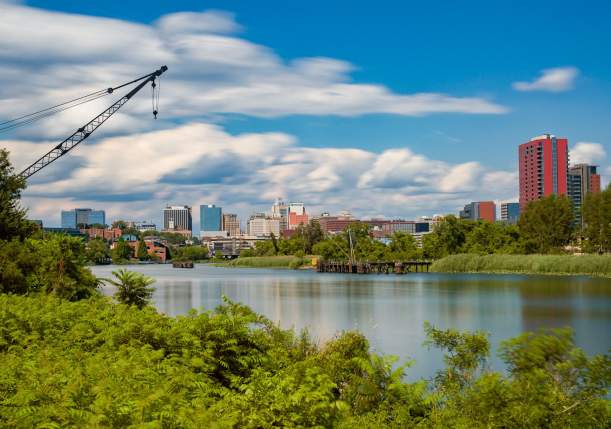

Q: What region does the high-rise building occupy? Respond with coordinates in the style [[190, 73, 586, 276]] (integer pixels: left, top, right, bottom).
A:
[[61, 208, 106, 228], [163, 205, 192, 235], [200, 204, 222, 230], [288, 202, 308, 230], [222, 213, 241, 237], [271, 198, 289, 231], [247, 213, 280, 238], [519, 134, 569, 210], [568, 164, 601, 226], [459, 201, 496, 223], [500, 202, 520, 224]]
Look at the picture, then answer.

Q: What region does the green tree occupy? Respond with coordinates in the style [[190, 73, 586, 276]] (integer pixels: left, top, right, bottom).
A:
[[112, 220, 128, 230], [86, 238, 110, 264], [174, 245, 208, 261], [387, 231, 420, 260], [582, 184, 611, 253], [463, 221, 521, 254], [136, 239, 150, 261], [422, 215, 474, 259], [29, 234, 100, 300], [104, 268, 155, 309], [519, 195, 574, 253], [0, 149, 36, 240], [111, 239, 133, 263], [270, 232, 280, 255]]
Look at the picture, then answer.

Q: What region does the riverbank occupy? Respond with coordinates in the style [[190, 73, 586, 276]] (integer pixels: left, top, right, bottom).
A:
[[431, 253, 611, 277], [214, 255, 315, 269]]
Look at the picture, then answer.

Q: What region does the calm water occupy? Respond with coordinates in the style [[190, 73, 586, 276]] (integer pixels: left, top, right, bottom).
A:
[[92, 264, 611, 380]]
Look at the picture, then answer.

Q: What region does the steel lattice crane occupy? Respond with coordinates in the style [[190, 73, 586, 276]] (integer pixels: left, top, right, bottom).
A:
[[12, 66, 168, 179]]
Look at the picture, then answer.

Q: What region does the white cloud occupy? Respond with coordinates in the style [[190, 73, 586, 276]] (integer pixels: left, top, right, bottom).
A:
[[513, 67, 579, 92], [0, 1, 506, 141], [570, 142, 606, 165], [5, 123, 518, 227]]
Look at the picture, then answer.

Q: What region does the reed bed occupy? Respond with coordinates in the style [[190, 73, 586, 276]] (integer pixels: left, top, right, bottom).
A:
[[431, 253, 611, 277]]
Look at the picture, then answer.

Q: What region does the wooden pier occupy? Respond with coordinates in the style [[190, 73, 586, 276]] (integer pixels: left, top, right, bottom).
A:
[[317, 260, 431, 274]]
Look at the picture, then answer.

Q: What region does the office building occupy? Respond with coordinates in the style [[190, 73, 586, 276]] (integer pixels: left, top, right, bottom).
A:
[[60, 208, 105, 228], [222, 213, 241, 237], [568, 164, 601, 226], [459, 201, 496, 223], [288, 202, 308, 230], [200, 204, 222, 231], [519, 134, 569, 210], [163, 205, 192, 236], [500, 202, 520, 224], [271, 198, 289, 231], [247, 213, 280, 238], [317, 212, 358, 234]]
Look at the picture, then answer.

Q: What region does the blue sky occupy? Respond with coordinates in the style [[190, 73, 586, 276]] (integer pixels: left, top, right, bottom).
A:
[[2, 0, 610, 227]]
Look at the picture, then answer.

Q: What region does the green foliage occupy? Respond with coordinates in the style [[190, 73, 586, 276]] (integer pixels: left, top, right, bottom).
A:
[[174, 245, 209, 262], [519, 195, 574, 253], [0, 234, 99, 299], [111, 220, 128, 230], [431, 253, 611, 277], [0, 149, 36, 241], [582, 184, 611, 253], [0, 294, 607, 428], [222, 255, 312, 269], [85, 237, 110, 264], [135, 239, 150, 261], [111, 238, 133, 264], [104, 268, 155, 309]]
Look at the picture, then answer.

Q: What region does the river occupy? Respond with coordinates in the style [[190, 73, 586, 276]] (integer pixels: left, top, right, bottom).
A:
[[91, 264, 611, 380]]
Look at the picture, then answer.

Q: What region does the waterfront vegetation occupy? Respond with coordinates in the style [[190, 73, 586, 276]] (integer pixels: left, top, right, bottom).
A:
[[431, 253, 611, 277], [218, 255, 314, 269], [1, 293, 609, 428]]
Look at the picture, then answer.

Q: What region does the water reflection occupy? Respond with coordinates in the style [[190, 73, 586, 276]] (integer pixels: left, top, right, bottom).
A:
[[94, 265, 611, 380]]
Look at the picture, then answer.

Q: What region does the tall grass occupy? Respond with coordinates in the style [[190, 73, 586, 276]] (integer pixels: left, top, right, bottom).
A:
[[431, 253, 611, 277], [219, 255, 313, 269]]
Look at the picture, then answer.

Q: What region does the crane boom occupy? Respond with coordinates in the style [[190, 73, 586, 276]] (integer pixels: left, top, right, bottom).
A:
[[19, 65, 168, 179]]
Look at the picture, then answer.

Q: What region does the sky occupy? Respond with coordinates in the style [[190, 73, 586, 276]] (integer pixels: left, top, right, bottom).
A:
[[1, 0, 610, 229]]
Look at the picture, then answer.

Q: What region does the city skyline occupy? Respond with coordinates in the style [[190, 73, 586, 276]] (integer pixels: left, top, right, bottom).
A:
[[1, 1, 609, 226]]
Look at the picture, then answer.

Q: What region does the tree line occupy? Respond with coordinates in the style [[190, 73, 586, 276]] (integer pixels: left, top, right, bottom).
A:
[[243, 188, 610, 262]]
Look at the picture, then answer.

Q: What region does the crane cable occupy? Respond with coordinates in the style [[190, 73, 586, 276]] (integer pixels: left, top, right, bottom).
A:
[[0, 90, 111, 134], [0, 70, 161, 134]]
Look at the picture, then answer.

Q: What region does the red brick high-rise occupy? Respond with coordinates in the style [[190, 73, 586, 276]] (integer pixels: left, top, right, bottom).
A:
[[519, 134, 569, 210]]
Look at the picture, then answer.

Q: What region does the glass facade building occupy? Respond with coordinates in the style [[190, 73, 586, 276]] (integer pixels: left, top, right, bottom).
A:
[[200, 204, 222, 232], [61, 208, 105, 228]]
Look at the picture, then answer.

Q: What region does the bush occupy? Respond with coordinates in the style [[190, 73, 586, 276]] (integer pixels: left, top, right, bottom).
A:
[[0, 294, 608, 428]]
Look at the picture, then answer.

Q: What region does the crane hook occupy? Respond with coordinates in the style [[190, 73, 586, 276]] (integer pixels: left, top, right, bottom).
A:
[[151, 78, 160, 119]]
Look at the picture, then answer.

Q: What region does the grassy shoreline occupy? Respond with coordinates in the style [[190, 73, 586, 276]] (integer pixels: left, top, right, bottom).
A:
[[214, 255, 314, 269], [431, 253, 611, 278]]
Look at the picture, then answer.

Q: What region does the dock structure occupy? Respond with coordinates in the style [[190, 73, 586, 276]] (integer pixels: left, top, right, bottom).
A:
[[317, 260, 432, 274]]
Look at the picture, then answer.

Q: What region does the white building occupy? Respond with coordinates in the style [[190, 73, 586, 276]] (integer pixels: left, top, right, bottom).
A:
[[247, 214, 280, 238]]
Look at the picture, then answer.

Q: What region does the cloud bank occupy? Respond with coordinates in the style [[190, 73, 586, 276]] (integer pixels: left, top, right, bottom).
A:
[[0, 3, 518, 226], [0, 1, 506, 140], [570, 142, 607, 165], [5, 123, 517, 227], [513, 67, 579, 92]]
